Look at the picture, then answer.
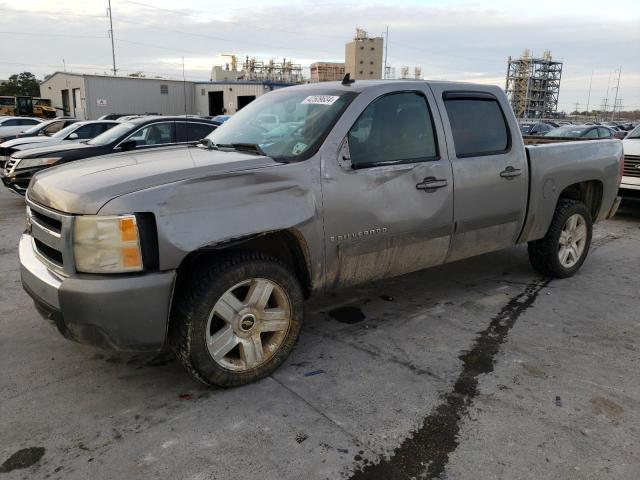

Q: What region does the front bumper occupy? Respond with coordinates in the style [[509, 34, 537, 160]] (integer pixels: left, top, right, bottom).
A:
[[20, 234, 176, 351]]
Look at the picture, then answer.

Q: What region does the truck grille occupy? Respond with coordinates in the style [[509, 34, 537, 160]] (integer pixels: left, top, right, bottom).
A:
[[26, 198, 74, 274], [623, 155, 640, 178]]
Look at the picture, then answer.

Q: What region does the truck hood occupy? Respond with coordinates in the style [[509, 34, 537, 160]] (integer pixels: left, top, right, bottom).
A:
[[623, 137, 640, 155], [11, 141, 93, 159], [28, 145, 280, 214]]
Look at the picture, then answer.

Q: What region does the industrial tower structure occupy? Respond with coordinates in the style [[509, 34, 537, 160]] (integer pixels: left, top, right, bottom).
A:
[[505, 50, 563, 119]]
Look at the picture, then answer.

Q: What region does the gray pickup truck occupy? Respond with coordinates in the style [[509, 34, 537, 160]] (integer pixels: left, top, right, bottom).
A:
[[20, 80, 623, 386]]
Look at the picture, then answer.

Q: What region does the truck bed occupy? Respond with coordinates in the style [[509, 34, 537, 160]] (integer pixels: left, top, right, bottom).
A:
[[518, 139, 623, 243]]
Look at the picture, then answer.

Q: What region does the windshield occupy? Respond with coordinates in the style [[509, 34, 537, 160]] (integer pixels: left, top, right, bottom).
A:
[[519, 124, 533, 134], [52, 123, 80, 139], [206, 88, 358, 160], [88, 122, 137, 146], [545, 126, 589, 137], [627, 125, 640, 139]]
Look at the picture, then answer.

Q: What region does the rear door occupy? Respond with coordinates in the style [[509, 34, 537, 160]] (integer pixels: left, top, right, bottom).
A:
[[429, 87, 528, 262], [322, 85, 454, 288]]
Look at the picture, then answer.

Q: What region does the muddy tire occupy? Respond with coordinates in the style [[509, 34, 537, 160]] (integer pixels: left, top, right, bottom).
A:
[[170, 252, 304, 387], [528, 199, 593, 278]]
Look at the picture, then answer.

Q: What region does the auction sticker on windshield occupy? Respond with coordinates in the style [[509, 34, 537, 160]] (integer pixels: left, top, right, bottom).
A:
[[301, 95, 340, 105]]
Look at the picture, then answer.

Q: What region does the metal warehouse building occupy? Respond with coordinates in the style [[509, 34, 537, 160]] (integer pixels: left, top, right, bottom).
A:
[[40, 72, 294, 120], [193, 81, 293, 117]]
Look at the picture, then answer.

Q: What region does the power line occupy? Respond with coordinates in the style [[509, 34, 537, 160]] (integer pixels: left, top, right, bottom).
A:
[[0, 7, 105, 18], [0, 30, 107, 39]]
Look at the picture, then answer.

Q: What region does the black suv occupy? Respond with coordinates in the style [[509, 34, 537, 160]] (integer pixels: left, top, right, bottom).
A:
[[2, 116, 217, 195]]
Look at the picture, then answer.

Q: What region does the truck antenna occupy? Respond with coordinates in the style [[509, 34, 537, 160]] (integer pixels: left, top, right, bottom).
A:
[[341, 73, 355, 85]]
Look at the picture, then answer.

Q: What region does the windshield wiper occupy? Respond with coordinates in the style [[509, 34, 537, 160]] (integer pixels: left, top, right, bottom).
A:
[[230, 143, 267, 156], [209, 142, 267, 156]]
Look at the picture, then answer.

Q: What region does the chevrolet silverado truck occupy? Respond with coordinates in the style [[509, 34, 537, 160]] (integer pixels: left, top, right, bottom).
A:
[[20, 79, 623, 387]]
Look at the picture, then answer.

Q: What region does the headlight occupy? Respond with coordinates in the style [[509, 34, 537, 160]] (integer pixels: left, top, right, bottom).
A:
[[15, 157, 62, 169], [73, 215, 143, 273]]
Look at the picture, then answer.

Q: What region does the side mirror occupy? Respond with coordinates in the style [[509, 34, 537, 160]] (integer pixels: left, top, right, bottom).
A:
[[68, 133, 79, 140], [120, 140, 137, 151], [198, 138, 213, 149]]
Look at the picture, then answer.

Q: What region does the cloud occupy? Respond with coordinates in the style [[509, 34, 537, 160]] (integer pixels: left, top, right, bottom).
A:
[[1, 0, 639, 110]]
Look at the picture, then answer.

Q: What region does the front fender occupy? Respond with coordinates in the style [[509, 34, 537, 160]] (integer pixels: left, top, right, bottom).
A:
[[98, 159, 325, 287]]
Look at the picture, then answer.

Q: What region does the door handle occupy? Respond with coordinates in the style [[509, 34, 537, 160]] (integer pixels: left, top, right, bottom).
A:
[[500, 166, 522, 179], [416, 177, 448, 191]]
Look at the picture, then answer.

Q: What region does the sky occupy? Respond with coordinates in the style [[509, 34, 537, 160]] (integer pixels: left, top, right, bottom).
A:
[[1, 0, 639, 112]]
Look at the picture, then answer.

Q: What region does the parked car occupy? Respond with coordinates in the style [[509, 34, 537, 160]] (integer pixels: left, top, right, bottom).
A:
[[0, 117, 42, 138], [544, 124, 614, 139], [0, 118, 78, 147], [98, 113, 135, 120], [17, 81, 622, 387], [620, 124, 640, 195], [2, 116, 217, 194], [519, 121, 554, 135], [212, 114, 231, 125], [1, 120, 118, 161], [609, 126, 627, 139]]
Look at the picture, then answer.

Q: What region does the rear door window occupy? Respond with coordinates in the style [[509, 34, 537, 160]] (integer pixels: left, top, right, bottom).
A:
[[175, 122, 216, 142], [43, 121, 65, 135], [598, 127, 612, 138], [583, 128, 599, 139], [443, 93, 510, 157], [187, 122, 216, 142]]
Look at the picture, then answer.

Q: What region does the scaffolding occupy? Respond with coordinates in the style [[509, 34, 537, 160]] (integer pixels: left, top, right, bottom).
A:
[[505, 50, 563, 119], [238, 56, 304, 83]]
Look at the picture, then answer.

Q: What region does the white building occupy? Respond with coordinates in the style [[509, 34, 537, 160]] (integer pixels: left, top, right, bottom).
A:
[[40, 72, 294, 120]]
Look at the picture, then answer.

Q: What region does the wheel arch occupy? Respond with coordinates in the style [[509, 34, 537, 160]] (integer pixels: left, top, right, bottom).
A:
[[557, 179, 603, 220], [174, 229, 314, 299]]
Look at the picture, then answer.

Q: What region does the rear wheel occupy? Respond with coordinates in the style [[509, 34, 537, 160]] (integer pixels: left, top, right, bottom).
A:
[[528, 199, 593, 278], [170, 253, 304, 387]]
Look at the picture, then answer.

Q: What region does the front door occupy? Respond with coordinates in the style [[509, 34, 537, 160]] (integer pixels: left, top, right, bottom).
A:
[[430, 87, 529, 262], [322, 87, 454, 288]]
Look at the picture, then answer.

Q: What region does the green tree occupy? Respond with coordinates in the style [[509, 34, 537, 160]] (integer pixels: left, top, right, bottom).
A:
[[0, 72, 40, 97]]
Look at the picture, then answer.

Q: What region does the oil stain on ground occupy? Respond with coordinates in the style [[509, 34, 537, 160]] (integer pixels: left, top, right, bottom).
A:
[[349, 279, 550, 480], [0, 447, 45, 473], [328, 306, 366, 324]]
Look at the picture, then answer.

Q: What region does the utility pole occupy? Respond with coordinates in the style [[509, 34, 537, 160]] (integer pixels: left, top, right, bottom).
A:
[[611, 66, 621, 121], [108, 0, 117, 75], [585, 70, 593, 120], [62, 58, 66, 72], [602, 71, 612, 120], [573, 102, 580, 121], [383, 26, 389, 80]]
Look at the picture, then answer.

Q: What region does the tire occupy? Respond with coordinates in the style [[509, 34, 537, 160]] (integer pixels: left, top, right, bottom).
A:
[[528, 199, 593, 278], [170, 252, 304, 387]]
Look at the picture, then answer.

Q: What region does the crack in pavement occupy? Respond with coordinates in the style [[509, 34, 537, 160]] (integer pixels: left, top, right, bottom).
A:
[[348, 278, 551, 480]]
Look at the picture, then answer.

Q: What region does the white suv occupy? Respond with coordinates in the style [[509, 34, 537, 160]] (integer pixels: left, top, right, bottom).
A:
[[621, 125, 640, 194]]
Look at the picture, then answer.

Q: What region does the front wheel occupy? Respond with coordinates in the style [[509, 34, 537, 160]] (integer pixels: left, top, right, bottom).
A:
[[170, 253, 304, 387], [528, 199, 593, 278]]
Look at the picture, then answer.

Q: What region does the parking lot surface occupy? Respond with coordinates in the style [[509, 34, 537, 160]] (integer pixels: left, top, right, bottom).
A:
[[1, 188, 639, 480]]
